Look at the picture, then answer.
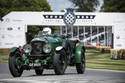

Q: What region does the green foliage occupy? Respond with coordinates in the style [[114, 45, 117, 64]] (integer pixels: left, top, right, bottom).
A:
[[26, 26, 59, 43], [101, 0, 125, 12], [27, 26, 59, 36], [0, 0, 52, 43], [69, 0, 99, 12], [0, 0, 51, 17]]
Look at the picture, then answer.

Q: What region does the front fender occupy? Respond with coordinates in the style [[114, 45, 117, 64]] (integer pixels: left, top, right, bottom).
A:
[[10, 47, 20, 54], [74, 45, 83, 63]]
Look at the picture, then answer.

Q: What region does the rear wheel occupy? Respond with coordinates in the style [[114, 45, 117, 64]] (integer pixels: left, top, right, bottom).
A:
[[9, 51, 23, 77], [76, 49, 85, 74], [35, 69, 43, 75], [53, 50, 67, 75]]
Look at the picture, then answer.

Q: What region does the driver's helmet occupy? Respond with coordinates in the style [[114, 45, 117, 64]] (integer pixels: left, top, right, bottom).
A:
[[42, 27, 52, 35]]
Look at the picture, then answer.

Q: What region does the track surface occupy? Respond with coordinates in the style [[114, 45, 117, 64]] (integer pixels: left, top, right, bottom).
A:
[[0, 63, 125, 83]]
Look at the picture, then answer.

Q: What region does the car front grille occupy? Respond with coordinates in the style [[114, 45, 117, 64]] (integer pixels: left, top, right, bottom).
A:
[[31, 41, 44, 54]]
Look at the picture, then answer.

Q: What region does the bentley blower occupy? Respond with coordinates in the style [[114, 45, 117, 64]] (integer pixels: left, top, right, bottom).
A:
[[8, 27, 86, 77]]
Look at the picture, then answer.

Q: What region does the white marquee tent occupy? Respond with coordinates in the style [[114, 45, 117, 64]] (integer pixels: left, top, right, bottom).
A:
[[0, 11, 125, 49]]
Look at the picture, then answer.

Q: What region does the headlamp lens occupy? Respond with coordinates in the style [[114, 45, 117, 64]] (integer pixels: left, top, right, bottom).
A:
[[43, 44, 51, 53], [23, 44, 32, 53]]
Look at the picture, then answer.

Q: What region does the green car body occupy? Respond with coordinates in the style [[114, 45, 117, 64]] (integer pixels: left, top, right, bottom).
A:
[[8, 31, 86, 77]]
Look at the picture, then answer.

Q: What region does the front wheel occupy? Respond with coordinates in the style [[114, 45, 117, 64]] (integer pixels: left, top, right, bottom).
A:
[[53, 50, 67, 75], [9, 51, 23, 77], [76, 49, 85, 74]]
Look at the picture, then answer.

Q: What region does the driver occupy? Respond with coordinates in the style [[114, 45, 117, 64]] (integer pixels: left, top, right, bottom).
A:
[[42, 27, 52, 35]]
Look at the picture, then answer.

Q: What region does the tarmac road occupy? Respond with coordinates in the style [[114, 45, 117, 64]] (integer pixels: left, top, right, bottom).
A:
[[0, 63, 125, 83]]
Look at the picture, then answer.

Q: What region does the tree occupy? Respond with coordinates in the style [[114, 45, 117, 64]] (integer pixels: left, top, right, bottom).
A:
[[0, 0, 51, 17], [69, 0, 99, 12], [0, 0, 52, 42], [101, 0, 125, 12]]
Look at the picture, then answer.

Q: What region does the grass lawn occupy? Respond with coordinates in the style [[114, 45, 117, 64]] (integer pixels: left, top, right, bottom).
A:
[[0, 49, 125, 71], [0, 55, 9, 63], [86, 49, 125, 71]]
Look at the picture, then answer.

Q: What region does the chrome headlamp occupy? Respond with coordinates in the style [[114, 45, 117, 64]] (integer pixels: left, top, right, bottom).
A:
[[23, 44, 32, 53], [43, 44, 51, 53]]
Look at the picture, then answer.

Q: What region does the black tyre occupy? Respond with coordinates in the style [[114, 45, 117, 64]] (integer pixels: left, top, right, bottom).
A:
[[53, 50, 67, 75], [35, 69, 43, 75], [9, 51, 23, 77], [76, 49, 85, 74], [62, 40, 71, 64], [62, 40, 70, 51]]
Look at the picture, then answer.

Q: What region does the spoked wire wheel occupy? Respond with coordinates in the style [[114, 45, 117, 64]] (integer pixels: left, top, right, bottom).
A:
[[9, 51, 23, 77]]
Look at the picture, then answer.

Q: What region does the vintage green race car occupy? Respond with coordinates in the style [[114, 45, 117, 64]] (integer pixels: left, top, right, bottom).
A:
[[8, 28, 86, 77]]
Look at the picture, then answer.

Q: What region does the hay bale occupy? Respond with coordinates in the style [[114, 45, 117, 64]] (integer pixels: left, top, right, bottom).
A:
[[0, 48, 10, 55], [110, 49, 125, 60], [110, 49, 119, 59], [84, 45, 96, 49], [96, 46, 111, 53]]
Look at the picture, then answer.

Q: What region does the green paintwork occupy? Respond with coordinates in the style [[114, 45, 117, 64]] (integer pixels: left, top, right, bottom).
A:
[[15, 57, 22, 69], [10, 47, 18, 53], [9, 30, 85, 71], [74, 45, 83, 63], [45, 37, 62, 43]]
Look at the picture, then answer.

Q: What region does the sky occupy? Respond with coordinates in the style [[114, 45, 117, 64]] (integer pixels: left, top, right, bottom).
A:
[[47, 0, 73, 11], [47, 0, 104, 12]]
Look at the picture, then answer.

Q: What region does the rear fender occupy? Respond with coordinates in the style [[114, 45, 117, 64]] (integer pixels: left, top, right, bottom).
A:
[[74, 45, 84, 63]]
